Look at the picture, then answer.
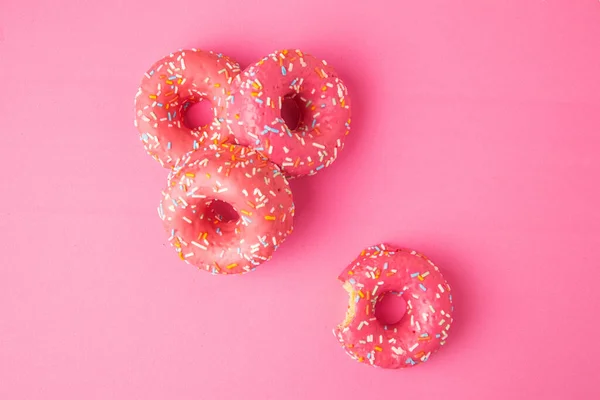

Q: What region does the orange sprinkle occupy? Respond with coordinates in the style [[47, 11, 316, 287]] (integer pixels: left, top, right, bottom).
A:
[[264, 215, 276, 221], [214, 83, 221, 88], [178, 252, 185, 260], [246, 201, 256, 209], [374, 346, 383, 352], [185, 172, 195, 178], [226, 263, 238, 270], [321, 85, 328, 91], [240, 210, 252, 216], [315, 67, 324, 78], [358, 290, 365, 298], [148, 94, 157, 99], [165, 80, 174, 85]]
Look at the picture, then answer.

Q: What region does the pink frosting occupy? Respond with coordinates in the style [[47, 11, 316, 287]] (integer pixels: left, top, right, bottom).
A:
[[227, 49, 351, 177], [159, 145, 295, 274], [134, 49, 241, 168], [334, 244, 454, 368]]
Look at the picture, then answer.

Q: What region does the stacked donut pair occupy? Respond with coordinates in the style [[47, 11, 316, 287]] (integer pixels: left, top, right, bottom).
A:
[[134, 49, 453, 369]]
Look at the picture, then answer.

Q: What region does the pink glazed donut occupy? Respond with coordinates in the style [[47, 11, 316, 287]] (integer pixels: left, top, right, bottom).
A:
[[227, 49, 351, 177], [134, 49, 241, 168], [334, 244, 454, 368], [159, 144, 295, 274]]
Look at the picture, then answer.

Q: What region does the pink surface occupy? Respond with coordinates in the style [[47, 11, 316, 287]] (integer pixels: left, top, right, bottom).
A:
[[1, 0, 599, 399]]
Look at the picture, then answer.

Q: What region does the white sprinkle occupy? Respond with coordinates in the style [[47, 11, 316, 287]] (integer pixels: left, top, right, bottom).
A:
[[408, 343, 419, 352], [191, 241, 207, 250]]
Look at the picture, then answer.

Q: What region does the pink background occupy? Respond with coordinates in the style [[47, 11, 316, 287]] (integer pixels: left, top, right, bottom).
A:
[[1, 0, 600, 399]]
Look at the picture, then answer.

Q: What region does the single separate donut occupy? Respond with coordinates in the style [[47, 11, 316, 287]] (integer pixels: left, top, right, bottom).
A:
[[158, 144, 295, 274], [227, 49, 351, 178], [334, 244, 454, 368], [135, 49, 241, 168]]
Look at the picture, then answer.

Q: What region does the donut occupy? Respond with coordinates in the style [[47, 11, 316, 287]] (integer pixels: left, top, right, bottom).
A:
[[227, 49, 351, 178], [334, 244, 454, 368], [158, 144, 295, 274], [134, 49, 241, 168]]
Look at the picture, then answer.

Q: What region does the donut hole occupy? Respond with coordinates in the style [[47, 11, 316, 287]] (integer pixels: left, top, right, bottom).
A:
[[375, 292, 408, 326], [183, 99, 213, 129], [281, 95, 303, 131], [206, 200, 239, 224]]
